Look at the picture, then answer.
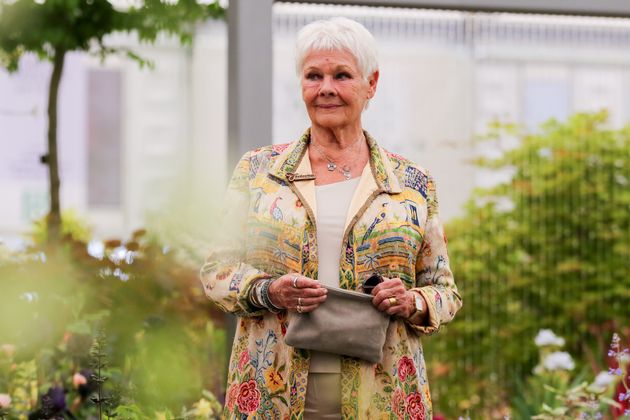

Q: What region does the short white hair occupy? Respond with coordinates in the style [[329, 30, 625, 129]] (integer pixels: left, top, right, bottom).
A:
[[295, 17, 379, 79]]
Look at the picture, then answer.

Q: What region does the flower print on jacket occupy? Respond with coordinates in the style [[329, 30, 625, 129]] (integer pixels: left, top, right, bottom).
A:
[[398, 356, 417, 382], [405, 391, 426, 420], [237, 380, 261, 414], [226, 383, 239, 411], [238, 351, 250, 372], [265, 369, 284, 393], [392, 388, 406, 419]]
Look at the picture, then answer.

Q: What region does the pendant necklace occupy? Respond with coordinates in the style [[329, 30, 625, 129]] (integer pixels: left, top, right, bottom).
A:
[[311, 137, 363, 180]]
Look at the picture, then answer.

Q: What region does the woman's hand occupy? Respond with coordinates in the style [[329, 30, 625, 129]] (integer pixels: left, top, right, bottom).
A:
[[371, 277, 417, 318], [268, 273, 327, 313]]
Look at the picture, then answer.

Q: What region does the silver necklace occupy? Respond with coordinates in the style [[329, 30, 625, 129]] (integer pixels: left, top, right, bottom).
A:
[[311, 137, 363, 180]]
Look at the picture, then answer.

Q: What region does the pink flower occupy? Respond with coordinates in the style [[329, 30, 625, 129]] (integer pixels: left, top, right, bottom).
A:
[[73, 372, 87, 388], [0, 393, 11, 408], [405, 391, 426, 420], [397, 356, 417, 382], [0, 344, 15, 358], [226, 384, 239, 411], [392, 388, 406, 419], [236, 380, 260, 414], [238, 351, 250, 371]]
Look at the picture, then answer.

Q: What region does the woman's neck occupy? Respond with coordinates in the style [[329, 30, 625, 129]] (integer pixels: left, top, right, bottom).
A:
[[308, 124, 370, 185], [309, 125, 365, 151]]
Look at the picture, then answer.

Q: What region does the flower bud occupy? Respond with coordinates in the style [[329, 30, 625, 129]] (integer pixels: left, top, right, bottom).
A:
[[0, 393, 11, 408], [72, 373, 87, 388]]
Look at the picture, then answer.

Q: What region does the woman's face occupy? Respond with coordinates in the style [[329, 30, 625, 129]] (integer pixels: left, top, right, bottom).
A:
[[301, 48, 378, 131]]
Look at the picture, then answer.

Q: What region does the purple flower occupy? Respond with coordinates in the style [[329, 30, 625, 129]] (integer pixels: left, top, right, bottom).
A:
[[609, 367, 623, 376], [620, 392, 628, 402], [42, 386, 66, 413]]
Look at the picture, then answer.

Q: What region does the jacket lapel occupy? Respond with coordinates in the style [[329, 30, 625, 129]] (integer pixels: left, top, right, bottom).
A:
[[342, 131, 402, 236], [292, 148, 317, 218], [269, 131, 318, 226], [269, 129, 403, 234]]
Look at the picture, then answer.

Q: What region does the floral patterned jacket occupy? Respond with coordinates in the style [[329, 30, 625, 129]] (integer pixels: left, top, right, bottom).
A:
[[200, 130, 462, 420]]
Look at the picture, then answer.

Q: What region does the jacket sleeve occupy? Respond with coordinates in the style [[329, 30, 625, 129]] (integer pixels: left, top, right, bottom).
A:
[[199, 151, 271, 317], [409, 175, 462, 334]]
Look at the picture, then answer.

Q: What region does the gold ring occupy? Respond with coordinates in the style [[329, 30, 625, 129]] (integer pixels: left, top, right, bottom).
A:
[[388, 297, 397, 306], [297, 305, 303, 313], [292, 276, 299, 288], [298, 297, 303, 306]]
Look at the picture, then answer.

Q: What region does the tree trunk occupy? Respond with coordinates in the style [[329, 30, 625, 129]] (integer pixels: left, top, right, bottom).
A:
[[46, 48, 66, 243]]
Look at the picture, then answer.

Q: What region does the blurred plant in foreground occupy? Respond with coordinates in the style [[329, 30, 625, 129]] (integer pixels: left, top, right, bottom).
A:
[[0, 218, 227, 418], [511, 329, 629, 420]]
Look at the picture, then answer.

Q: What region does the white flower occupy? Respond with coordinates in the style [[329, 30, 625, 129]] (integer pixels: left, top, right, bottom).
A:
[[0, 393, 11, 408], [535, 329, 565, 347], [109, 246, 128, 264], [87, 240, 105, 259], [591, 371, 616, 391], [542, 351, 575, 371]]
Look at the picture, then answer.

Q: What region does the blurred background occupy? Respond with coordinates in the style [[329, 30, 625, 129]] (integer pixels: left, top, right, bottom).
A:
[[0, 0, 629, 418]]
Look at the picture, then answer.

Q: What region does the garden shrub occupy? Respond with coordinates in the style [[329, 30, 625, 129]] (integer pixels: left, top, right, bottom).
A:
[[424, 112, 630, 418], [0, 225, 226, 418]]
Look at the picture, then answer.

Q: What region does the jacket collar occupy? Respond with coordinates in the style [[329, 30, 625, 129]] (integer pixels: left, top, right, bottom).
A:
[[269, 128, 402, 194]]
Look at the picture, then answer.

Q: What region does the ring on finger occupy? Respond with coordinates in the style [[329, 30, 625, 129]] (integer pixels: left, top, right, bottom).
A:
[[388, 297, 397, 306], [298, 297, 303, 306], [297, 304, 303, 313], [292, 276, 299, 288]]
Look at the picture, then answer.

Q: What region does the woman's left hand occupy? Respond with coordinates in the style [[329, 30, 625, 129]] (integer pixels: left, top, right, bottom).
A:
[[371, 277, 416, 318]]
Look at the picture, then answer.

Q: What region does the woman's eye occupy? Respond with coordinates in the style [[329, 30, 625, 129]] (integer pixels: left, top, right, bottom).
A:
[[305, 73, 321, 80], [335, 72, 351, 80]]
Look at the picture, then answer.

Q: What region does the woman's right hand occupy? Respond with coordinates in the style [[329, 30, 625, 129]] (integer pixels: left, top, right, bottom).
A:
[[268, 273, 327, 313]]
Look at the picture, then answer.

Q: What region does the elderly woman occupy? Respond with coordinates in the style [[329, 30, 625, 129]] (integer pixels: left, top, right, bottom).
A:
[[201, 17, 462, 419]]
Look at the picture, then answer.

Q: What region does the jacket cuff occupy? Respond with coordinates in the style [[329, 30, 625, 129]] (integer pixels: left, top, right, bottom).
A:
[[406, 287, 440, 335]]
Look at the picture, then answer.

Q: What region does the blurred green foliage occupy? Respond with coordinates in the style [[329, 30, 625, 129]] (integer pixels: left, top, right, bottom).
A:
[[30, 209, 92, 244], [424, 111, 630, 418], [0, 0, 225, 71], [0, 223, 226, 417]]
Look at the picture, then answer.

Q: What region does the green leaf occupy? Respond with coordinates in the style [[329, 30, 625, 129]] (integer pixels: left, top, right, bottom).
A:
[[66, 319, 91, 335]]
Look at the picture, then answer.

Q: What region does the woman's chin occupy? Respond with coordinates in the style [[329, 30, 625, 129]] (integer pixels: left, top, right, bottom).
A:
[[311, 116, 352, 130]]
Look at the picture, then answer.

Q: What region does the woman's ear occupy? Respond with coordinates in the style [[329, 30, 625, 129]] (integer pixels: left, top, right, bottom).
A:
[[367, 70, 380, 98]]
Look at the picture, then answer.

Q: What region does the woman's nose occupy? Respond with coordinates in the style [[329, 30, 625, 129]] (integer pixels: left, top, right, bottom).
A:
[[318, 76, 335, 96]]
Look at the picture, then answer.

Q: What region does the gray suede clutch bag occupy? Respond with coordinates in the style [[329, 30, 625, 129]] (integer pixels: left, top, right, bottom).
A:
[[284, 285, 391, 363]]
